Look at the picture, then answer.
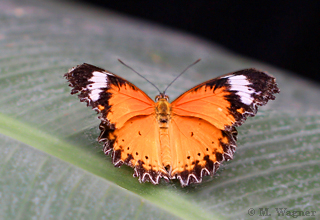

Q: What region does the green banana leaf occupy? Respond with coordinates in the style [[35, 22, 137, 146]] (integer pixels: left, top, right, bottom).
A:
[[0, 0, 319, 219]]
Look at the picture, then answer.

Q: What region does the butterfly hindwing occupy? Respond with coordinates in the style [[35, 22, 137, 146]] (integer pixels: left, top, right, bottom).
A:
[[169, 116, 237, 186], [105, 115, 169, 183]]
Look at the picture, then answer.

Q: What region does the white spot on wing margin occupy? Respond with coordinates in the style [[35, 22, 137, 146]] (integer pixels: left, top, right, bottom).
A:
[[87, 71, 111, 101], [228, 75, 255, 105]]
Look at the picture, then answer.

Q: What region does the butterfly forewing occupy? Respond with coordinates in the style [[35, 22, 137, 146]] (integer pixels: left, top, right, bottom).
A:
[[65, 63, 154, 128], [172, 68, 280, 131]]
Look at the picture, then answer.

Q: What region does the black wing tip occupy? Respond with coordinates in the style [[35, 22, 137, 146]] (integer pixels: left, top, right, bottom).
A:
[[226, 68, 280, 129], [64, 63, 114, 117], [251, 74, 280, 110]]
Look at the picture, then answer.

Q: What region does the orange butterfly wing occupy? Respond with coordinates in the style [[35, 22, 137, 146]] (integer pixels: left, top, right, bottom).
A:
[[65, 64, 168, 183], [169, 68, 279, 185]]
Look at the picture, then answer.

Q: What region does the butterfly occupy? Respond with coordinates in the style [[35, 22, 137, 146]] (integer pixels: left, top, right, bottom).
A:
[[64, 61, 279, 187]]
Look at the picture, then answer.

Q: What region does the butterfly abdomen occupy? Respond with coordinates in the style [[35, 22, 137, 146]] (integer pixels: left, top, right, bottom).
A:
[[159, 128, 171, 171]]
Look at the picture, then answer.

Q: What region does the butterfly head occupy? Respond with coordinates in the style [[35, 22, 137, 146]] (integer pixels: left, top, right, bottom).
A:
[[155, 93, 169, 102]]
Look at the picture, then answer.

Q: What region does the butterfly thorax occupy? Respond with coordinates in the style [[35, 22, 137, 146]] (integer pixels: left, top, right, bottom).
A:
[[155, 97, 172, 129]]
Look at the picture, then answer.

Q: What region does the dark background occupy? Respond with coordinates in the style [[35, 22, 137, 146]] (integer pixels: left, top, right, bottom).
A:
[[81, 1, 320, 83]]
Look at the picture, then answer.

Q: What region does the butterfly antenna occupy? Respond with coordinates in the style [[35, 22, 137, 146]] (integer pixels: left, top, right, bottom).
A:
[[163, 58, 201, 94], [118, 59, 161, 94]]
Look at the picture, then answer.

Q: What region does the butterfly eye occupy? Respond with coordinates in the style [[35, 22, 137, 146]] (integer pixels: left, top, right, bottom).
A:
[[155, 95, 160, 102], [164, 95, 169, 101]]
